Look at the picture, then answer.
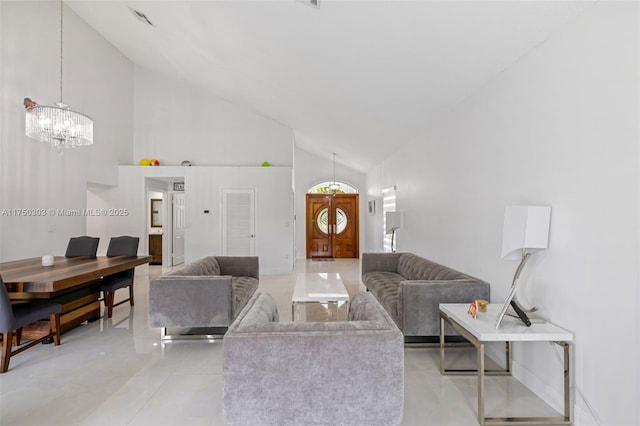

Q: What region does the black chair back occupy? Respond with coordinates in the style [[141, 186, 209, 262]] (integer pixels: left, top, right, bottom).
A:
[[106, 236, 139, 257], [65, 236, 99, 257]]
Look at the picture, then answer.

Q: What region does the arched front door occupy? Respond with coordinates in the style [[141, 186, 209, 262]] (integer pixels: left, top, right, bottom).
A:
[[306, 193, 359, 259]]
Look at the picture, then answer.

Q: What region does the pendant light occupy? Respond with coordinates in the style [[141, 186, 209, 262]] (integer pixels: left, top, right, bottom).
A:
[[25, 0, 93, 155]]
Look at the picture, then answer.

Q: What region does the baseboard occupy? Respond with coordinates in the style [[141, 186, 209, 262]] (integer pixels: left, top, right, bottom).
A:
[[404, 335, 468, 344]]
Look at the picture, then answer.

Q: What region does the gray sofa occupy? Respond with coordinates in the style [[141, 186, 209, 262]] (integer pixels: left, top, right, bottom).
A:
[[149, 256, 259, 334], [362, 252, 490, 336], [223, 292, 404, 426]]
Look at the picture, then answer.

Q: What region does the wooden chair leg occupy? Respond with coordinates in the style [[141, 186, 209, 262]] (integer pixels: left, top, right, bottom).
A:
[[13, 328, 22, 346], [129, 283, 135, 307], [49, 313, 61, 346], [1, 331, 13, 373], [106, 291, 114, 318]]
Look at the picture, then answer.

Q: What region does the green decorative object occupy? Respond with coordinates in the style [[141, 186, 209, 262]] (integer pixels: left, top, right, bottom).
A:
[[261, 161, 270, 167]]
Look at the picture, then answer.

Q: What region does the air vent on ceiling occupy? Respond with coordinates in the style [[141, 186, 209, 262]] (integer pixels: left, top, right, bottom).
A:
[[128, 7, 153, 26], [297, 0, 320, 9]]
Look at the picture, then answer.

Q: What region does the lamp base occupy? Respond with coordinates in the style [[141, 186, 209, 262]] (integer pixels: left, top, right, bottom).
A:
[[506, 310, 546, 324], [510, 252, 540, 312]]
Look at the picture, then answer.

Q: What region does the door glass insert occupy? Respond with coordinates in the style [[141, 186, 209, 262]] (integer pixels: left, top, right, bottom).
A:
[[317, 208, 347, 234]]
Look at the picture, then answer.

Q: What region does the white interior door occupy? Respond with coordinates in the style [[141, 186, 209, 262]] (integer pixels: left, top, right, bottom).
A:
[[172, 192, 185, 265], [222, 189, 255, 256]]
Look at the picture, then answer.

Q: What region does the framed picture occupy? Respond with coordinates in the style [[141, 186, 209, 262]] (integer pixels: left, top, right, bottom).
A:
[[150, 198, 163, 227], [368, 200, 375, 216]]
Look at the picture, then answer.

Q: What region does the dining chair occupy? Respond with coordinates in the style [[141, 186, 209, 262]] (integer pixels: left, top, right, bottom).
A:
[[0, 275, 61, 373], [65, 236, 100, 257], [100, 236, 140, 318]]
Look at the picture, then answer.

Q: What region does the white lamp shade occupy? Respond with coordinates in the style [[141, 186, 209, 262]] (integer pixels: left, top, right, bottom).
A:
[[501, 205, 551, 259], [385, 211, 403, 234]]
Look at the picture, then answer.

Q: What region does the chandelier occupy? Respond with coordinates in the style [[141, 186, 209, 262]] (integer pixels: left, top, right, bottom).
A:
[[25, 0, 93, 155]]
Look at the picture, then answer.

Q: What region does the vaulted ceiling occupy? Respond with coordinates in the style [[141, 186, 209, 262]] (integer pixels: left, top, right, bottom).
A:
[[68, 1, 593, 172]]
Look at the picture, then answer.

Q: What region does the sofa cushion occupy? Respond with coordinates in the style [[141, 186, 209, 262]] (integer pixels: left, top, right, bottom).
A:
[[237, 292, 279, 326], [165, 256, 221, 276], [361, 271, 403, 322], [349, 291, 392, 324], [232, 276, 259, 318], [397, 253, 470, 281]]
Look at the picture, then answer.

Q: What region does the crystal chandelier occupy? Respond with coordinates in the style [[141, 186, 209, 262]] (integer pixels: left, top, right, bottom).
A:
[[25, 0, 93, 155]]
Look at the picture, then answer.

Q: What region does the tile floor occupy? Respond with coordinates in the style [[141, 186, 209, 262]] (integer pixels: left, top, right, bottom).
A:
[[0, 259, 561, 425]]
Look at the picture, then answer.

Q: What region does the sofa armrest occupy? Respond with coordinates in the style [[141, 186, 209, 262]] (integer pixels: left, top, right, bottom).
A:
[[361, 252, 402, 278], [216, 256, 259, 279], [398, 279, 490, 336], [149, 275, 234, 328]]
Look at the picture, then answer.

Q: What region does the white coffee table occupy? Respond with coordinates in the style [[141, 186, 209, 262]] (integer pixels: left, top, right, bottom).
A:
[[439, 303, 574, 426], [291, 273, 350, 321]]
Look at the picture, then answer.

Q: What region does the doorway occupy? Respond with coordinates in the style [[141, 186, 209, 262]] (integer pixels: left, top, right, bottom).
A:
[[222, 188, 256, 256], [306, 193, 359, 259], [171, 192, 185, 265], [145, 177, 185, 267]]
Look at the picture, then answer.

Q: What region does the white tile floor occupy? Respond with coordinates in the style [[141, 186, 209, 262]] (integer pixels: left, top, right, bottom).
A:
[[0, 259, 562, 425]]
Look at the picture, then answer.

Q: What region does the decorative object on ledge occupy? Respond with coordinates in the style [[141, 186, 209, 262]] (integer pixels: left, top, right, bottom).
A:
[[261, 161, 270, 167], [24, 0, 93, 155], [385, 211, 403, 253], [149, 159, 160, 166], [181, 160, 192, 166]]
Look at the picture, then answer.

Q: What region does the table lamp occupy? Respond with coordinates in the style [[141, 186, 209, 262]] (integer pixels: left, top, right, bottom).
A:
[[385, 211, 403, 253], [501, 205, 551, 311]]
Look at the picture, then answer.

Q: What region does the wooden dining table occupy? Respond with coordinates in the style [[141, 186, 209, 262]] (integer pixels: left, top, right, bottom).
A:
[[0, 255, 152, 337]]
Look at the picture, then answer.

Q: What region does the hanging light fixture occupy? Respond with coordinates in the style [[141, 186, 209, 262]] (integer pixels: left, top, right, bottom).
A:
[[329, 152, 340, 192], [25, 0, 93, 155]]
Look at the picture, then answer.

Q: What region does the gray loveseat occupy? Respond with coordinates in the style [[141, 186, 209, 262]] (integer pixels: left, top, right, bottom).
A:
[[223, 292, 404, 426], [149, 256, 259, 335], [362, 252, 490, 337]]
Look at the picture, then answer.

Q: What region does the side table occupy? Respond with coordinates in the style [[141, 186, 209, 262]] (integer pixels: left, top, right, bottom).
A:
[[439, 303, 574, 426]]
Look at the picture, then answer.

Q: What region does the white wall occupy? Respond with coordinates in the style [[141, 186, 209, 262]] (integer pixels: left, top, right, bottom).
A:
[[87, 166, 294, 274], [0, 1, 133, 261], [133, 67, 293, 167], [293, 147, 366, 259], [366, 3, 638, 424]]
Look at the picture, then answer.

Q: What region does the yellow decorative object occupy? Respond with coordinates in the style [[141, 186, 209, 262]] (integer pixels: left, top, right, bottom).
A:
[[139, 158, 150, 166], [477, 299, 489, 312]]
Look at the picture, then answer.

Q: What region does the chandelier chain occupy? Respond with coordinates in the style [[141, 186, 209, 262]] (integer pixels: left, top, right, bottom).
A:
[[59, 0, 64, 102], [332, 152, 336, 184]]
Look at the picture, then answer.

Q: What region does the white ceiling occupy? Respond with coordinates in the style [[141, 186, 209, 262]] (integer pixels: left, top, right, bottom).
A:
[[67, 0, 593, 172]]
